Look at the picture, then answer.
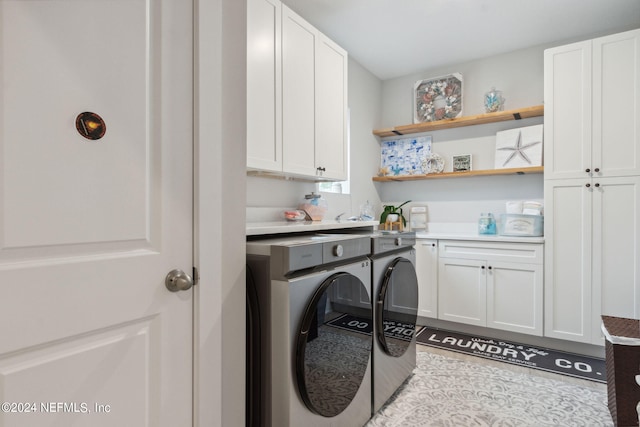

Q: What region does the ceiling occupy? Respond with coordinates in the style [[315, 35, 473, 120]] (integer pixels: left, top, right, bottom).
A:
[[281, 0, 640, 80]]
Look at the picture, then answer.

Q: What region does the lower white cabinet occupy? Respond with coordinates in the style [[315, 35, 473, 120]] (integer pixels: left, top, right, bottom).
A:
[[415, 239, 438, 319], [544, 176, 640, 345], [437, 240, 544, 336]]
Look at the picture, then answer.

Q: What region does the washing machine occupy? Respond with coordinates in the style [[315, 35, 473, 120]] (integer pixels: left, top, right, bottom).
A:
[[370, 231, 418, 414], [246, 233, 373, 427]]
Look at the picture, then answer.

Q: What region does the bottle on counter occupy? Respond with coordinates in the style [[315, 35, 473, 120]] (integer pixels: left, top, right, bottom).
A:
[[478, 213, 496, 235]]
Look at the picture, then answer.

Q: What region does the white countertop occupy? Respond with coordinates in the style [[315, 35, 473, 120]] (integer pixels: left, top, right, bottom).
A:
[[246, 220, 545, 242], [246, 220, 379, 236], [415, 231, 544, 244], [413, 222, 544, 243]]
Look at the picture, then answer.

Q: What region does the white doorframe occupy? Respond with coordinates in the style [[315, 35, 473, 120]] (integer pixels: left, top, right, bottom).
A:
[[194, 0, 247, 426]]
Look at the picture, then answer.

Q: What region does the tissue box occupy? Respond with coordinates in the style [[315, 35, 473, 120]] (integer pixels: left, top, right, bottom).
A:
[[499, 214, 543, 237]]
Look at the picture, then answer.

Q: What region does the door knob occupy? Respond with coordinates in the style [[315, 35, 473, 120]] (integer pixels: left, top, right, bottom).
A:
[[165, 269, 194, 292]]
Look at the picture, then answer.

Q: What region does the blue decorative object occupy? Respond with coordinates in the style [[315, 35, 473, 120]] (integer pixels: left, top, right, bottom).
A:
[[379, 136, 432, 176], [484, 87, 505, 113], [478, 213, 497, 235]]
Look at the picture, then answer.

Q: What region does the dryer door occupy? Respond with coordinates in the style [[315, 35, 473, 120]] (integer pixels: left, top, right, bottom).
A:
[[295, 272, 372, 417], [377, 257, 418, 357]]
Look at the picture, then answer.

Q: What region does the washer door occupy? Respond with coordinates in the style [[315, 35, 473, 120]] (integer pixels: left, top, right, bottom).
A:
[[377, 257, 418, 357], [295, 272, 372, 418]]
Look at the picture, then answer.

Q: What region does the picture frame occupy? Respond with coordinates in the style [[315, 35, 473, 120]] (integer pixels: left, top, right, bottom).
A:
[[452, 154, 472, 172], [494, 124, 543, 169], [414, 73, 463, 124], [379, 136, 432, 176]]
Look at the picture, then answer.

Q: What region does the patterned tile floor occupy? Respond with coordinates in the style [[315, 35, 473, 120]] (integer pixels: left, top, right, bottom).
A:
[[365, 341, 613, 426]]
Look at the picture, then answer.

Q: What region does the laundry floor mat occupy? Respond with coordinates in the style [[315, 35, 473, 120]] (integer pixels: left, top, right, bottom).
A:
[[326, 313, 414, 342], [416, 326, 606, 383]]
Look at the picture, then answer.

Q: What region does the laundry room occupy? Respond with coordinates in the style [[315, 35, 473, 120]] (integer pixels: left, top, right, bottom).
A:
[[2, 0, 639, 426], [245, 0, 640, 426]]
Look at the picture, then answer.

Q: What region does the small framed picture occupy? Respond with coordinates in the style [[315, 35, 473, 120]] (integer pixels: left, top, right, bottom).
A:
[[452, 154, 472, 172]]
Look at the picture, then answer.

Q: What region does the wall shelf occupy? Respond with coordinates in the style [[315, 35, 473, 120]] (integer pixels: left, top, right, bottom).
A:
[[373, 105, 544, 138], [372, 166, 544, 182]]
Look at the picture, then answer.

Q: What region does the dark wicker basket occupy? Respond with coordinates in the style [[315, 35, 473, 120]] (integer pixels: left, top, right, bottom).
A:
[[602, 315, 640, 426]]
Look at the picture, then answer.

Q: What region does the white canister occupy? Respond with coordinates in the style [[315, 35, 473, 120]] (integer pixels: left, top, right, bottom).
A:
[[506, 201, 523, 214]]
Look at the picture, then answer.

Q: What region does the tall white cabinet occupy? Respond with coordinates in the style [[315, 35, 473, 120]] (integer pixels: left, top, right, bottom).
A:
[[247, 0, 348, 181], [544, 29, 640, 345]]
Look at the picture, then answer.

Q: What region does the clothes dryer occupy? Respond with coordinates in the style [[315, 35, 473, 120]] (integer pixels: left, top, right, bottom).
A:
[[246, 233, 373, 427], [370, 232, 418, 414]]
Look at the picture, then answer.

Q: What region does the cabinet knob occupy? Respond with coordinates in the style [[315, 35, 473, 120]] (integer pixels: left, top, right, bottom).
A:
[[488, 266, 492, 270], [481, 265, 485, 269], [432, 243, 436, 247], [585, 168, 591, 173], [594, 168, 600, 173], [586, 183, 591, 188], [595, 183, 600, 188]]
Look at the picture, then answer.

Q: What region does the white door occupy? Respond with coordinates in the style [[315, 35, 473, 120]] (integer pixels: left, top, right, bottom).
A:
[[415, 240, 438, 319], [282, 5, 317, 178], [438, 258, 486, 327], [246, 0, 282, 172], [315, 33, 348, 181], [543, 39, 592, 180], [0, 1, 193, 426], [591, 176, 640, 345], [592, 29, 640, 178], [487, 261, 543, 336], [544, 179, 593, 343]]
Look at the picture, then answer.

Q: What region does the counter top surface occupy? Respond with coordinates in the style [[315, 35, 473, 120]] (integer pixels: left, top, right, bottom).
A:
[[246, 220, 379, 236], [415, 231, 544, 244]]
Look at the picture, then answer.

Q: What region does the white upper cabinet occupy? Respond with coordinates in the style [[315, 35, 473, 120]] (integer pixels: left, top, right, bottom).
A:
[[247, 0, 348, 181], [544, 29, 640, 180], [247, 0, 282, 172]]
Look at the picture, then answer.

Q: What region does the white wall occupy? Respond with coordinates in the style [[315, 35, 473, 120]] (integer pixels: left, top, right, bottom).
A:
[[375, 27, 637, 225], [381, 44, 546, 128], [376, 45, 548, 224], [195, 0, 246, 425]]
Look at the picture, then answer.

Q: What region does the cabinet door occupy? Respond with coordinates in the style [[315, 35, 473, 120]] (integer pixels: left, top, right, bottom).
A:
[[438, 258, 486, 327], [246, 0, 282, 172], [592, 29, 640, 178], [281, 5, 317, 177], [415, 240, 438, 319], [591, 176, 640, 345], [544, 179, 593, 343], [544, 40, 592, 180], [315, 33, 348, 181], [487, 262, 543, 336]]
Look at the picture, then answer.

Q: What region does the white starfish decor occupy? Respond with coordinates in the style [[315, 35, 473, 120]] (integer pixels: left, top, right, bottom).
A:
[[494, 124, 543, 169]]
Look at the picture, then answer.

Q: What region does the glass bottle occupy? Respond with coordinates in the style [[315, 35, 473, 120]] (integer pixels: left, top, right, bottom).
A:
[[484, 87, 505, 113]]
